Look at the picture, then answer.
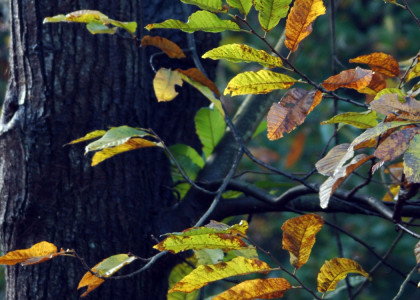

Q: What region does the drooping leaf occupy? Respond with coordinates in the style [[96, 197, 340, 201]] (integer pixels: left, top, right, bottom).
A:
[[370, 94, 420, 121], [180, 0, 225, 12], [67, 130, 107, 145], [321, 111, 378, 129], [169, 257, 272, 293], [195, 107, 226, 158], [225, 70, 296, 96], [202, 43, 284, 68], [253, 0, 293, 32], [213, 278, 292, 300], [285, 131, 306, 168], [169, 143, 205, 175], [177, 68, 220, 97], [317, 258, 368, 293], [78, 254, 136, 297], [322, 67, 373, 91], [315, 144, 351, 176], [91, 138, 159, 166], [406, 60, 420, 82], [226, 0, 253, 15], [284, 0, 326, 52], [0, 241, 63, 266], [141, 35, 186, 59], [282, 214, 324, 269], [319, 155, 373, 208], [403, 134, 420, 183], [153, 68, 183, 102], [349, 52, 400, 77], [145, 10, 241, 33], [168, 256, 199, 300], [266, 88, 318, 140], [154, 220, 249, 253]]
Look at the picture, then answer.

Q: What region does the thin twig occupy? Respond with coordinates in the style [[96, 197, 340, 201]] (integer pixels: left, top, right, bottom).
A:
[[401, 0, 420, 30]]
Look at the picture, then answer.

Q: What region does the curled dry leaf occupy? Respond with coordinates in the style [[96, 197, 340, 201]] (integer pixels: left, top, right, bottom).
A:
[[153, 68, 183, 102], [349, 52, 400, 77], [213, 278, 292, 300], [317, 258, 368, 293], [285, 0, 326, 52], [322, 67, 372, 91], [267, 88, 320, 140], [370, 94, 420, 121], [176, 68, 220, 97], [141, 35, 186, 59], [315, 144, 351, 176], [169, 257, 272, 293], [281, 214, 324, 269], [0, 241, 63, 266], [358, 73, 387, 97]]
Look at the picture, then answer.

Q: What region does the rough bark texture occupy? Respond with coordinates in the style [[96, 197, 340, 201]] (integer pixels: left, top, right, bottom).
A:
[[0, 0, 217, 299]]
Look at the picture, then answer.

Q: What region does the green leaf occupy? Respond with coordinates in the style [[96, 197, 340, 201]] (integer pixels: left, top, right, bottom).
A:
[[86, 22, 117, 34], [195, 249, 224, 265], [374, 88, 405, 101], [321, 111, 378, 129], [224, 70, 296, 96], [252, 120, 268, 138], [227, 0, 253, 15], [253, 0, 293, 32], [145, 10, 241, 33], [180, 0, 225, 12], [202, 43, 283, 68], [168, 257, 199, 300], [195, 107, 226, 159], [404, 134, 420, 183], [67, 130, 107, 145]]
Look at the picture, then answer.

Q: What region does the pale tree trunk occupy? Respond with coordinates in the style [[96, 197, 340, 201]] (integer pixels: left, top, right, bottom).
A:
[[0, 0, 217, 298]]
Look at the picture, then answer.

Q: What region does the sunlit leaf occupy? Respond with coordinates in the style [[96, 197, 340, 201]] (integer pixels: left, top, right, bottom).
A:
[[0, 241, 63, 266], [374, 88, 406, 101], [177, 68, 220, 97], [67, 130, 107, 145], [285, 131, 306, 168], [317, 258, 368, 293], [315, 144, 351, 176], [227, 0, 253, 15], [195, 249, 225, 265], [92, 138, 159, 166], [285, 0, 326, 52], [154, 220, 249, 253], [253, 0, 293, 32], [213, 278, 291, 299], [225, 70, 296, 96], [169, 257, 272, 293], [180, 0, 225, 12], [406, 60, 420, 82], [141, 35, 186, 59], [202, 43, 284, 68], [145, 10, 241, 33], [282, 214, 323, 269], [168, 256, 199, 300], [404, 134, 420, 183], [322, 67, 372, 91], [370, 94, 420, 121], [349, 52, 400, 77], [195, 107, 226, 158], [266, 88, 318, 140], [321, 111, 378, 129], [153, 68, 183, 102], [319, 154, 373, 209], [78, 254, 136, 297]]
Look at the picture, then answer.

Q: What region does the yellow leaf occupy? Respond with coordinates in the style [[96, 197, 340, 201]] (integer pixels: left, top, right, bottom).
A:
[[141, 35, 186, 59], [67, 130, 107, 145], [78, 254, 136, 297], [317, 258, 368, 293], [213, 278, 291, 299], [168, 256, 198, 300], [0, 241, 61, 266], [403, 134, 420, 183], [91, 138, 159, 166], [225, 70, 296, 96], [383, 184, 400, 201], [281, 214, 323, 269], [349, 52, 400, 77], [322, 67, 373, 91], [406, 61, 420, 82], [169, 257, 272, 293], [153, 68, 183, 102], [285, 0, 326, 52]]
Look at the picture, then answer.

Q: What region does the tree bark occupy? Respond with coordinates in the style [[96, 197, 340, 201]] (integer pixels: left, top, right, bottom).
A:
[[0, 0, 217, 298]]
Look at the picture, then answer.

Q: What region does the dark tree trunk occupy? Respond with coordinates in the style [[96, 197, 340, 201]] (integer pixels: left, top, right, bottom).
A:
[[0, 0, 217, 299]]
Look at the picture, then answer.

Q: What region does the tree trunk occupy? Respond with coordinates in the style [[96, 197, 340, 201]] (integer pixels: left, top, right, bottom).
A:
[[0, 0, 217, 298]]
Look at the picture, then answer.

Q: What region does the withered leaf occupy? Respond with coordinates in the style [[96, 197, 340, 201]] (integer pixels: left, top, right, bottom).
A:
[[0, 241, 63, 266], [349, 52, 400, 77], [370, 94, 420, 121], [322, 67, 372, 91], [176, 68, 220, 97], [315, 143, 351, 176], [141, 35, 186, 59], [403, 134, 420, 183]]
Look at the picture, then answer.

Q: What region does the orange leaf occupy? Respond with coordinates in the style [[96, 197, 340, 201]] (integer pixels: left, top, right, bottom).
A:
[[285, 131, 306, 168], [285, 0, 326, 52], [349, 52, 400, 77], [141, 35, 186, 59], [250, 147, 281, 164], [176, 68, 220, 97], [322, 67, 373, 91], [0, 241, 62, 266], [78, 272, 105, 298], [213, 278, 292, 300], [282, 214, 324, 269], [358, 73, 387, 97], [267, 88, 320, 140]]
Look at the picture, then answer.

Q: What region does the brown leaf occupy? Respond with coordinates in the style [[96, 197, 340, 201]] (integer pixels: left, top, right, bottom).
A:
[[267, 88, 319, 140], [415, 240, 420, 272], [370, 94, 420, 121], [358, 73, 387, 97], [0, 241, 62, 266], [141, 35, 186, 59], [285, 131, 306, 168], [176, 68, 220, 97], [249, 147, 281, 164], [282, 214, 324, 269], [285, 0, 326, 52], [322, 67, 372, 91], [349, 52, 400, 77]]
